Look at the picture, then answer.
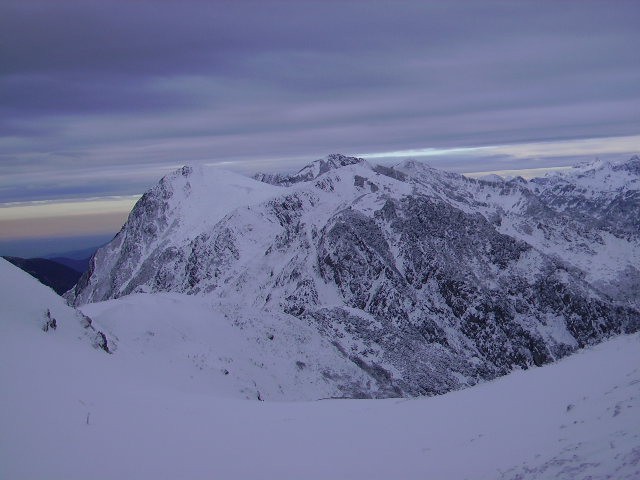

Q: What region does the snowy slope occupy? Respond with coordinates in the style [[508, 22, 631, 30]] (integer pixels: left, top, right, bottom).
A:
[[2, 258, 639, 479], [526, 156, 640, 302], [79, 293, 385, 401], [0, 259, 114, 357], [399, 157, 640, 296], [0, 257, 382, 401]]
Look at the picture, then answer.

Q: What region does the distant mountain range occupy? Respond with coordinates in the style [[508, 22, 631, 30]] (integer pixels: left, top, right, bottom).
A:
[[3, 244, 98, 295], [47, 256, 92, 274], [66, 154, 640, 398], [2, 239, 100, 295], [2, 256, 84, 295]]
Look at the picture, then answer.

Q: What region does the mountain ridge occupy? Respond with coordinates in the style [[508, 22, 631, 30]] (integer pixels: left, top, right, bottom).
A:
[[68, 154, 640, 398]]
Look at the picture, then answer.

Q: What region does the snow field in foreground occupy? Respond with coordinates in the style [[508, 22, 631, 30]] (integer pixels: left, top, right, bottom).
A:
[[1, 258, 639, 479]]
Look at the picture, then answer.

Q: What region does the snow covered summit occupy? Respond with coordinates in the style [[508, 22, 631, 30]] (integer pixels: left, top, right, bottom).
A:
[[68, 154, 640, 398]]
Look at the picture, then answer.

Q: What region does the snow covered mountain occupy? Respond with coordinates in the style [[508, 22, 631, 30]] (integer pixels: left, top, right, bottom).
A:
[[3, 258, 640, 479], [68, 154, 640, 398]]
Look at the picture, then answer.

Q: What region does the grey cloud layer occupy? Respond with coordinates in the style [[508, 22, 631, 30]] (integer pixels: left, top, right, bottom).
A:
[[1, 0, 638, 202]]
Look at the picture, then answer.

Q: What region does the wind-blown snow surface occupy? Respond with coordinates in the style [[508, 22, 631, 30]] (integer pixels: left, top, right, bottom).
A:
[[2, 259, 639, 479], [78, 293, 377, 401], [68, 154, 640, 398]]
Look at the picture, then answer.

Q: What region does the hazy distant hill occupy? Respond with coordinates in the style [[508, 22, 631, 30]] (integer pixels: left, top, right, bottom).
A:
[[2, 256, 82, 295], [45, 243, 105, 274], [49, 256, 92, 273]]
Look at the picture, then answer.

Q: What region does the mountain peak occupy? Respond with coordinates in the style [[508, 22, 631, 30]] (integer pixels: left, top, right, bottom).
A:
[[612, 154, 640, 175], [254, 153, 368, 186], [569, 155, 640, 176], [295, 153, 367, 178], [325, 152, 365, 166], [564, 158, 608, 176]]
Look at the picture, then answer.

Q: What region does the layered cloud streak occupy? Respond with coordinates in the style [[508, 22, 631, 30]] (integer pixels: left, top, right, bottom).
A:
[[0, 0, 638, 242]]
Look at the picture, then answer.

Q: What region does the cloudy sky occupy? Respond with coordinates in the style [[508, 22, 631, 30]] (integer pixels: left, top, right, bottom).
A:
[[1, 0, 639, 255]]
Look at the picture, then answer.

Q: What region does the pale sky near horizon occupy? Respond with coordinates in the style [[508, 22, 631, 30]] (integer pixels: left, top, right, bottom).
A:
[[1, 0, 638, 255]]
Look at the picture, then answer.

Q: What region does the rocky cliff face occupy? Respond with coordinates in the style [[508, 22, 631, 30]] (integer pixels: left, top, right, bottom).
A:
[[68, 154, 640, 397]]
